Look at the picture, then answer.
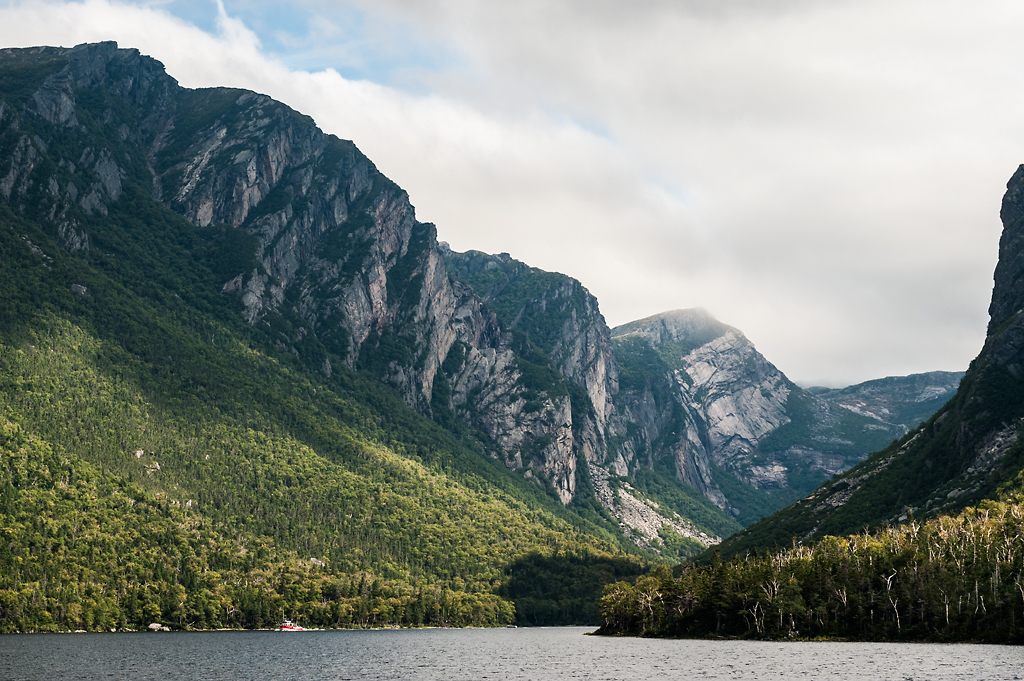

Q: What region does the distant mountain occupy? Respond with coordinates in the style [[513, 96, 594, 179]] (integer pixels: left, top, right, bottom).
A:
[[715, 167, 1024, 557], [605, 309, 960, 525], [810, 371, 963, 436]]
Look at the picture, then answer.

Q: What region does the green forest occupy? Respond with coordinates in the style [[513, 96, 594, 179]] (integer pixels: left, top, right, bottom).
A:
[[0, 311, 646, 632], [597, 497, 1024, 643]]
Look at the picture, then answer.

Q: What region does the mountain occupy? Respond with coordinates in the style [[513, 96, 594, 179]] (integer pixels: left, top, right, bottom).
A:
[[0, 42, 627, 512], [809, 371, 963, 434], [606, 309, 955, 525], [0, 41, 658, 631], [714, 166, 1024, 558]]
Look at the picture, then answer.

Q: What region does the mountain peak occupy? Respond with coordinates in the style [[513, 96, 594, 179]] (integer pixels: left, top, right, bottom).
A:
[[611, 308, 736, 348]]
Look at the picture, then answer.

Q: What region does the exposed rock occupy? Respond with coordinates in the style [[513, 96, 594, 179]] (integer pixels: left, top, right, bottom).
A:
[[609, 309, 925, 523], [28, 66, 78, 127], [589, 463, 718, 549]]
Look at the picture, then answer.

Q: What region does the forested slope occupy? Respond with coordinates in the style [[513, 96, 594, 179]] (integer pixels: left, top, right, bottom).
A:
[[0, 44, 651, 632], [598, 496, 1024, 643]]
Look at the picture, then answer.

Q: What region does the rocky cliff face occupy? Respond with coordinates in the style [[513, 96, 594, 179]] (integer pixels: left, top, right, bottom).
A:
[[0, 43, 176, 253], [610, 309, 913, 524], [0, 42, 622, 507], [444, 250, 618, 454]]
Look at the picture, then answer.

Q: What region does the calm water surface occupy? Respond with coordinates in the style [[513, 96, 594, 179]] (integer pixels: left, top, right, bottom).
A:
[[1, 627, 1021, 680]]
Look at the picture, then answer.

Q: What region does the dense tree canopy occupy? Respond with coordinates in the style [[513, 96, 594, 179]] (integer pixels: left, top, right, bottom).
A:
[[598, 498, 1024, 643]]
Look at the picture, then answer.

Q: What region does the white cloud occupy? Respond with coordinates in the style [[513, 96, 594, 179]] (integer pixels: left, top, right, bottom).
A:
[[1, 0, 1021, 386]]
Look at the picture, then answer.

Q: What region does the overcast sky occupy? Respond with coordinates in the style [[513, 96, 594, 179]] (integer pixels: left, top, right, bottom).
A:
[[3, 0, 1023, 387]]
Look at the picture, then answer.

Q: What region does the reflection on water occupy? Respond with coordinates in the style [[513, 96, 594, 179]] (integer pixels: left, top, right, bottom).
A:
[[1, 626, 1021, 680]]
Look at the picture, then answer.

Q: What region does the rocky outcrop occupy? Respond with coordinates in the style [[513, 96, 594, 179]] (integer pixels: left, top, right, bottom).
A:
[[151, 76, 604, 502], [678, 329, 793, 472], [610, 309, 916, 523]]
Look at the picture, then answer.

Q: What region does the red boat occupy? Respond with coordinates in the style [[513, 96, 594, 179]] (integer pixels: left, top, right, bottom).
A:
[[280, 619, 305, 631]]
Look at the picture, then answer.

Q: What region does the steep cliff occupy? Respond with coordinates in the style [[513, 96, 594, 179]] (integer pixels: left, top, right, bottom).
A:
[[445, 250, 617, 454], [610, 309, 927, 524], [439, 249, 746, 548], [715, 166, 1024, 556], [0, 42, 685, 524]]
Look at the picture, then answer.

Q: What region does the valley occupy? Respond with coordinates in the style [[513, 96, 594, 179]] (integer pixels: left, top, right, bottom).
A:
[[0, 42, 1001, 638]]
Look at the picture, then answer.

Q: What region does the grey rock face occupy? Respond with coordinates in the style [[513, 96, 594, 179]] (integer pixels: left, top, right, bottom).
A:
[[612, 311, 797, 516], [610, 309, 922, 523], [443, 249, 624, 504], [28, 67, 78, 128], [445, 250, 619, 435], [679, 330, 792, 471], [989, 164, 1024, 335], [19, 43, 598, 504]]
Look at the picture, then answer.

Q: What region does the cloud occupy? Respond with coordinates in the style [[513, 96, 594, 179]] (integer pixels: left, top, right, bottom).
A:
[[300, 0, 1024, 384], [1, 0, 1020, 386]]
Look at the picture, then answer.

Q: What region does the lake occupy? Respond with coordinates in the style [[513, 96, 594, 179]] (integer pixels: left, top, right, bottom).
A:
[[0, 627, 1020, 680]]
